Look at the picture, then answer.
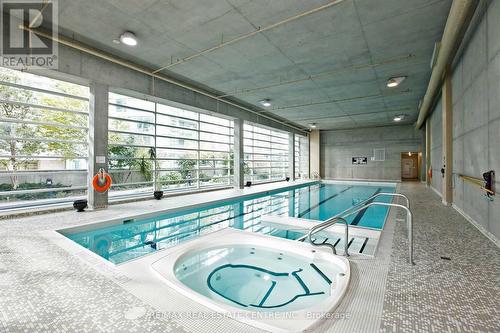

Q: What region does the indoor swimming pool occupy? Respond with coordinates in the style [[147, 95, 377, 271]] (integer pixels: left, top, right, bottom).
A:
[[61, 181, 396, 264]]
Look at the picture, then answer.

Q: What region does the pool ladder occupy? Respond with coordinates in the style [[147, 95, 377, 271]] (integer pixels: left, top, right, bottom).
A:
[[299, 192, 414, 265]]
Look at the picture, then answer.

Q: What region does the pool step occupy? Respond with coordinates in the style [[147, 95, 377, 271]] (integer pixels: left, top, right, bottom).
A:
[[301, 234, 378, 256]]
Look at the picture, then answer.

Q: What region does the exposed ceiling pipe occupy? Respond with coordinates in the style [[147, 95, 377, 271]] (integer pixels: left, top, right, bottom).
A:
[[294, 107, 413, 122], [415, 0, 479, 129], [152, 0, 346, 73], [217, 53, 416, 98], [268, 89, 411, 112], [20, 26, 308, 133]]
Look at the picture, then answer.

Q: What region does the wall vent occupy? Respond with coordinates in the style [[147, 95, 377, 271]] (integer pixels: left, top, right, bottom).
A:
[[373, 148, 386, 161]]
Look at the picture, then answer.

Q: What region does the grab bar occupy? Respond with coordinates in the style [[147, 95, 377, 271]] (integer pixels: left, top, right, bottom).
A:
[[307, 217, 349, 256], [298, 192, 414, 265], [341, 202, 414, 265]]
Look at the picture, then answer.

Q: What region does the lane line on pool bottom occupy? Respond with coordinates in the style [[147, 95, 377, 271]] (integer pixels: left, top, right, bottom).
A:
[[297, 186, 354, 218], [350, 187, 382, 226]]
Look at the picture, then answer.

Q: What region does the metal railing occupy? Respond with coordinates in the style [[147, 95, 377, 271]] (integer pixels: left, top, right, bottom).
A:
[[341, 202, 413, 265], [307, 217, 349, 256], [300, 192, 414, 265]]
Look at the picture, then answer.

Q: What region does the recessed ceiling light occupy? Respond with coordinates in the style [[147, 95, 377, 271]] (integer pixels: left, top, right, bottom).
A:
[[309, 123, 317, 128], [120, 31, 138, 46], [387, 76, 406, 88], [259, 99, 272, 107], [112, 39, 120, 44], [393, 115, 405, 122]]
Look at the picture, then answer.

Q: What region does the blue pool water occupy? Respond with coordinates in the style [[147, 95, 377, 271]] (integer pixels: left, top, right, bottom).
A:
[[63, 182, 395, 264], [174, 244, 338, 312]]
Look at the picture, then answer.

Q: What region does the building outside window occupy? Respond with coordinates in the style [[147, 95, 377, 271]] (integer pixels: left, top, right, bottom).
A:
[[294, 134, 309, 179], [0, 67, 89, 210], [108, 92, 234, 198], [243, 122, 289, 184]]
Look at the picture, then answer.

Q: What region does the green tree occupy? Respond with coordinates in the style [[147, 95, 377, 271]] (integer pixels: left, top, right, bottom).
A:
[[0, 69, 88, 190], [0, 72, 39, 188]]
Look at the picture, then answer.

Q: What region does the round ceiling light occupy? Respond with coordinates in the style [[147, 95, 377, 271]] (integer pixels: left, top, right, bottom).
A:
[[387, 76, 406, 88], [259, 99, 272, 107], [120, 31, 138, 46], [393, 115, 405, 122]]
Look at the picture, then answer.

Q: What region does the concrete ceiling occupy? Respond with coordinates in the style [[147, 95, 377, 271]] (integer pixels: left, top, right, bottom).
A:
[[51, 0, 452, 130]]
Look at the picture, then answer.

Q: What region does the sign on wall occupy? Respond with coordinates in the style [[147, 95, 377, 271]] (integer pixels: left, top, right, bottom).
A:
[[352, 157, 368, 165]]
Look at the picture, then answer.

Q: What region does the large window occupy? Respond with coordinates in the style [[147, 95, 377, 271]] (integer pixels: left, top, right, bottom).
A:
[[294, 134, 309, 179], [108, 92, 233, 197], [0, 67, 89, 209], [244, 123, 289, 183]]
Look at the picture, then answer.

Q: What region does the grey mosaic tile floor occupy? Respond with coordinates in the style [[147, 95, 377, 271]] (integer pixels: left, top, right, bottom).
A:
[[380, 183, 500, 333], [0, 233, 188, 333], [0, 182, 498, 332]]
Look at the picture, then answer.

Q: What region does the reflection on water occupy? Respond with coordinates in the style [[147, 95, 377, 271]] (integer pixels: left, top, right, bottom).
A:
[[67, 183, 394, 264]]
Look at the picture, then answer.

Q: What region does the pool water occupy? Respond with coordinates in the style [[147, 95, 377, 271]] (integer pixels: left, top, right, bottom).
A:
[[174, 244, 340, 312], [63, 182, 395, 264]]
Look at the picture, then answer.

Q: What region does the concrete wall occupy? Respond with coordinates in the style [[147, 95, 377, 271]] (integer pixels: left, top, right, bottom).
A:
[[310, 130, 320, 177], [320, 125, 422, 181], [429, 96, 443, 195], [450, 0, 500, 241]]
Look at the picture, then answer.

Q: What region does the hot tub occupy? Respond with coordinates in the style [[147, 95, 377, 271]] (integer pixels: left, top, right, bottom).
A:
[[152, 229, 350, 332]]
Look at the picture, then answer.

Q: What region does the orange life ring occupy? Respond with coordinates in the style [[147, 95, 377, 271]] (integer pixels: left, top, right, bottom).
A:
[[92, 170, 112, 192]]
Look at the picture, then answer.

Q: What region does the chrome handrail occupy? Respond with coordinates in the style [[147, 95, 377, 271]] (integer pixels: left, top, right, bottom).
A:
[[297, 192, 408, 242], [307, 217, 349, 256], [311, 172, 321, 180], [299, 192, 414, 264], [333, 192, 410, 220], [340, 202, 414, 265]]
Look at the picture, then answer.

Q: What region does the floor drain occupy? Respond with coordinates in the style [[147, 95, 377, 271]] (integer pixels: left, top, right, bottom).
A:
[[440, 256, 451, 260]]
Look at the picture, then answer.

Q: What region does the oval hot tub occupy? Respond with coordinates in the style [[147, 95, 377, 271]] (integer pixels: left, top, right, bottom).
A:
[[152, 229, 350, 333]]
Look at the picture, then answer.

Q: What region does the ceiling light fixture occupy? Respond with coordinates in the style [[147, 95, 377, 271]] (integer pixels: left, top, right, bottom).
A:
[[119, 31, 138, 46], [259, 99, 272, 107], [386, 76, 406, 88], [309, 123, 317, 128], [393, 115, 405, 122]]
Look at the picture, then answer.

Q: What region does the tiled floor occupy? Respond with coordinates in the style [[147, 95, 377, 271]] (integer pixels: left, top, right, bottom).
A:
[[380, 183, 500, 333], [0, 182, 498, 332]]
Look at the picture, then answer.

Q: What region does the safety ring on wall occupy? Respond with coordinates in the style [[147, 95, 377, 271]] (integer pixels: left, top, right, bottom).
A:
[[92, 168, 112, 192], [428, 167, 432, 179]]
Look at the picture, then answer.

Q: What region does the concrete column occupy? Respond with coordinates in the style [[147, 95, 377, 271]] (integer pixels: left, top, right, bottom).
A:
[[233, 118, 245, 189], [442, 68, 453, 205], [288, 189, 295, 217], [288, 133, 295, 180], [88, 82, 109, 209], [419, 128, 425, 182], [232, 202, 244, 229], [310, 130, 320, 178], [425, 120, 431, 187]]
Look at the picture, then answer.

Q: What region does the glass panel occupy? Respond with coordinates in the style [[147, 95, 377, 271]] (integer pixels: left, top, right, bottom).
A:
[[0, 67, 89, 208], [243, 121, 289, 183], [157, 103, 198, 120], [109, 92, 155, 112]]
